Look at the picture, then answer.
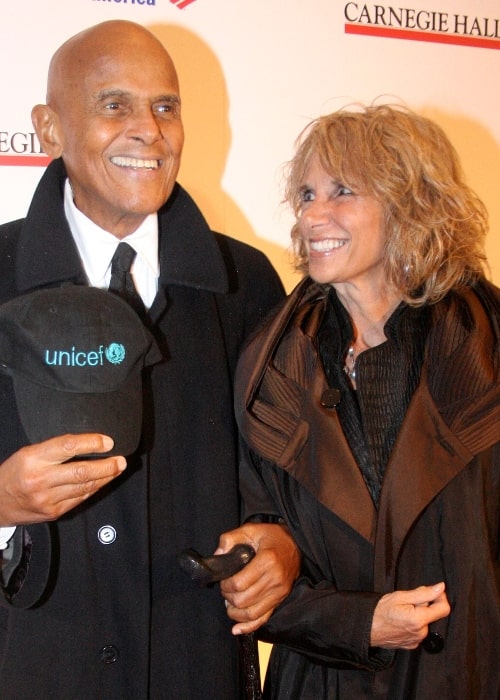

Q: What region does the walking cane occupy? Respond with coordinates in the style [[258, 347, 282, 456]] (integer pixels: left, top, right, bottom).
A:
[[179, 544, 262, 700]]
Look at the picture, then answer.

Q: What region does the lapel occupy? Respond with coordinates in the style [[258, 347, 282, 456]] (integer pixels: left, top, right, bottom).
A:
[[236, 278, 377, 542], [16, 159, 85, 292], [295, 352, 378, 542], [147, 184, 229, 324], [374, 286, 500, 589], [373, 377, 474, 590]]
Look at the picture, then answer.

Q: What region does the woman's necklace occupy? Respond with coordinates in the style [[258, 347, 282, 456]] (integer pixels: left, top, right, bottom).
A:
[[342, 298, 400, 384], [344, 346, 356, 381]]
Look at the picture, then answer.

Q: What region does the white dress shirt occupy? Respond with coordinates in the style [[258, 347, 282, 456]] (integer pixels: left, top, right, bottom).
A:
[[64, 179, 160, 308]]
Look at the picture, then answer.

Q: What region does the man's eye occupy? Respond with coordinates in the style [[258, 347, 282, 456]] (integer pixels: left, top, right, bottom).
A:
[[155, 100, 180, 117], [104, 102, 122, 111]]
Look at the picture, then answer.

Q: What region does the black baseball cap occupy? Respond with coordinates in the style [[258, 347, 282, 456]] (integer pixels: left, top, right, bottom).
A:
[[0, 286, 161, 456]]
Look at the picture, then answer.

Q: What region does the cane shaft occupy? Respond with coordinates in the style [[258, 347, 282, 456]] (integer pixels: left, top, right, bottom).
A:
[[240, 632, 262, 700], [178, 544, 262, 700]]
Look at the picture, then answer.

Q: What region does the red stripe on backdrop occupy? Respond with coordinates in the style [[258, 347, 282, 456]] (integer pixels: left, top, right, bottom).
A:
[[345, 24, 500, 50], [0, 155, 51, 167], [171, 0, 198, 8]]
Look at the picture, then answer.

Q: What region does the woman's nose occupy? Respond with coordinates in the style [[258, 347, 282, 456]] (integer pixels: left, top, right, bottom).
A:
[[301, 199, 331, 226]]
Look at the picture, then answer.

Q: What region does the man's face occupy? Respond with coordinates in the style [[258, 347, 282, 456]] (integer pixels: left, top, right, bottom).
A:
[[41, 25, 184, 237]]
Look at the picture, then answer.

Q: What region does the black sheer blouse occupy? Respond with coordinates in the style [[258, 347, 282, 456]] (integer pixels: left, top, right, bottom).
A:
[[317, 288, 431, 506]]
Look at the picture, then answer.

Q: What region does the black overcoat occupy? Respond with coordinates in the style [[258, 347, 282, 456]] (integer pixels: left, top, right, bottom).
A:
[[0, 159, 284, 698]]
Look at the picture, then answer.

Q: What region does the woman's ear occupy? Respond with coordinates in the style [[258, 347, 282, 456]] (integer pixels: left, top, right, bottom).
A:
[[31, 104, 64, 158]]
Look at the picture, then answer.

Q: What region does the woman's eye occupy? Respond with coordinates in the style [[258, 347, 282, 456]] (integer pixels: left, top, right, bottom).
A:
[[337, 185, 353, 196], [300, 188, 315, 203]]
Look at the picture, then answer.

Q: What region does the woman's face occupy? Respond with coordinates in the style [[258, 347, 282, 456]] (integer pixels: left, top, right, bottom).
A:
[[297, 157, 388, 296]]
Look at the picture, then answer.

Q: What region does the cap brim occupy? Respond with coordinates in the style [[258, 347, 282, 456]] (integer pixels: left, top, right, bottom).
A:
[[12, 371, 143, 457]]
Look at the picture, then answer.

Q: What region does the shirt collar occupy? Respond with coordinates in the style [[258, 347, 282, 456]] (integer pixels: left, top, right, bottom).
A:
[[64, 179, 159, 287]]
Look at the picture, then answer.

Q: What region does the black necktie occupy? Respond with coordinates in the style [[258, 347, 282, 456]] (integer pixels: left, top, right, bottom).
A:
[[108, 242, 146, 319]]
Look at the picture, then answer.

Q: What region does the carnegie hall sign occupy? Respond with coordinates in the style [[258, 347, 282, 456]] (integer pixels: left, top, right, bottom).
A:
[[344, 3, 500, 48]]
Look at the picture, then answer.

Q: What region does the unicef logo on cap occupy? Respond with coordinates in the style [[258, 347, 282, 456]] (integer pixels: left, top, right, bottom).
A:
[[44, 343, 126, 367], [105, 343, 126, 365]]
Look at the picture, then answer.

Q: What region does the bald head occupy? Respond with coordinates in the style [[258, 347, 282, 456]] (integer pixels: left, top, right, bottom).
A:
[[47, 20, 179, 108]]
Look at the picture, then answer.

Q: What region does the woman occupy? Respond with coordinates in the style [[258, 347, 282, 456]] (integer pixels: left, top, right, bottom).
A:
[[232, 105, 499, 698]]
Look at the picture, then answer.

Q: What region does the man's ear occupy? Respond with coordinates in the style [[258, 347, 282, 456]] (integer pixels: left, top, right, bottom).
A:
[[31, 104, 64, 158]]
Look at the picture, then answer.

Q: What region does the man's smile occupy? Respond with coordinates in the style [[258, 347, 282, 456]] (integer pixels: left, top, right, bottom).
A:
[[110, 156, 161, 169]]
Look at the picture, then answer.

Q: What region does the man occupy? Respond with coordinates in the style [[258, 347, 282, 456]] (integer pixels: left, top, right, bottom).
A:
[[0, 20, 299, 698]]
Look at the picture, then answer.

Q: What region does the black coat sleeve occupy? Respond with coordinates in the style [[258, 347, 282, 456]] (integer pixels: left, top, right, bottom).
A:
[[240, 445, 393, 671]]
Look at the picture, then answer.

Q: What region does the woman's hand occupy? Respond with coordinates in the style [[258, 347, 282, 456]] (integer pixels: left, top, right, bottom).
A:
[[370, 582, 450, 649]]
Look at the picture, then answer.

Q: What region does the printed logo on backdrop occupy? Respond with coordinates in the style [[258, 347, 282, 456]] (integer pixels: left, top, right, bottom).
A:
[[0, 130, 50, 168], [169, 0, 198, 7], [344, 3, 500, 49], [90, 0, 199, 6]]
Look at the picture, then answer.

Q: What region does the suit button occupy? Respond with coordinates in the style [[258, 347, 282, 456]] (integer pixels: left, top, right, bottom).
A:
[[422, 631, 444, 654], [320, 388, 342, 408], [98, 525, 117, 544], [99, 645, 119, 664]]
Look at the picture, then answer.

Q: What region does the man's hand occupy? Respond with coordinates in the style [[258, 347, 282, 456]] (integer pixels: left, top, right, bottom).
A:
[[217, 522, 301, 635], [370, 582, 451, 649], [0, 434, 126, 525]]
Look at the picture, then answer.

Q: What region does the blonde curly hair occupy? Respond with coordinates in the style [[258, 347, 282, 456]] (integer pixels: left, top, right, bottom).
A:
[[286, 104, 489, 306]]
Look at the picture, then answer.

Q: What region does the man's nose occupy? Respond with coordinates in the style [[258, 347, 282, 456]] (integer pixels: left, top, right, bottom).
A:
[[126, 107, 162, 144]]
